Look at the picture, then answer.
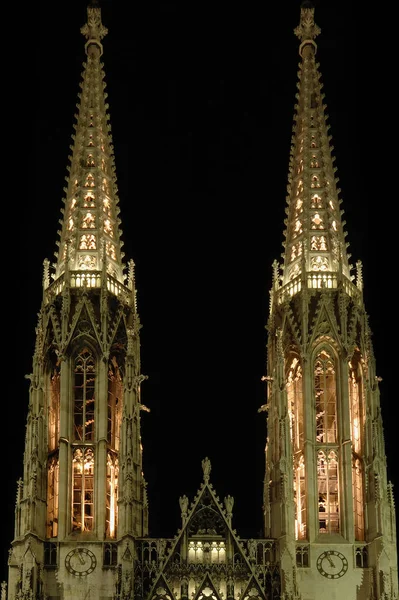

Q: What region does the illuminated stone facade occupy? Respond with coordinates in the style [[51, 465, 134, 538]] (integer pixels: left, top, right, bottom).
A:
[[4, 3, 398, 600]]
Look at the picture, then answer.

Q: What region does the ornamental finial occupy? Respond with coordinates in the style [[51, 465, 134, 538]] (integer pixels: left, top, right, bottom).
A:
[[81, 1, 108, 42], [294, 2, 321, 43]]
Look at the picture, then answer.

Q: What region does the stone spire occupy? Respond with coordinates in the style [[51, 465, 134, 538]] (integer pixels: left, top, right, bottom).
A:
[[280, 2, 351, 289], [54, 2, 126, 285]]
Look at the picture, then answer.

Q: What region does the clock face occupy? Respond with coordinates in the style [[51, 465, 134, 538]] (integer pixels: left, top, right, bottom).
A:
[[317, 550, 348, 579], [65, 548, 97, 577]]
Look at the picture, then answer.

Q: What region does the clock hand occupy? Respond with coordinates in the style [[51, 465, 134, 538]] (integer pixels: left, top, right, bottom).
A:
[[77, 550, 86, 565], [326, 554, 335, 568]]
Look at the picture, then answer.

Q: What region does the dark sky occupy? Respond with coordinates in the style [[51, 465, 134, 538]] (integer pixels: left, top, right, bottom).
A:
[[3, 0, 397, 585]]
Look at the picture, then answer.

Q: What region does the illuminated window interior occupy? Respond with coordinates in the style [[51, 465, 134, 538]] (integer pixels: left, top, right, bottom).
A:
[[82, 212, 96, 229], [349, 355, 365, 540], [294, 455, 306, 540], [311, 175, 320, 188], [296, 180, 303, 195], [352, 458, 364, 540], [104, 219, 113, 236], [84, 193, 95, 207], [78, 255, 97, 270], [106, 241, 116, 261], [291, 242, 303, 262], [317, 450, 339, 534], [47, 457, 59, 538], [287, 357, 304, 450], [86, 154, 95, 167], [311, 194, 322, 207], [293, 219, 303, 238], [287, 357, 306, 539], [107, 357, 122, 450], [310, 155, 319, 168], [106, 453, 119, 538], [85, 174, 95, 188], [188, 541, 226, 564], [79, 234, 96, 250], [311, 213, 324, 229], [48, 369, 60, 452], [311, 255, 329, 271], [315, 349, 337, 443], [72, 447, 94, 532], [310, 236, 327, 251], [103, 197, 111, 215], [73, 348, 96, 442]]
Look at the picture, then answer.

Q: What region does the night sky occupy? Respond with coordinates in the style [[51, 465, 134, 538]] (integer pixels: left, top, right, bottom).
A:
[[3, 0, 397, 585]]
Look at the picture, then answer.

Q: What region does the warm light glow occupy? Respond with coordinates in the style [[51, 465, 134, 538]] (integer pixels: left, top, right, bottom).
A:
[[82, 212, 95, 228]]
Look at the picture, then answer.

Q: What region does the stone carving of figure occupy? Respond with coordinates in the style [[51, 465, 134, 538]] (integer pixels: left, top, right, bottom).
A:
[[224, 495, 234, 516], [179, 495, 188, 516], [202, 457, 211, 483], [247, 539, 257, 560], [157, 538, 166, 560]]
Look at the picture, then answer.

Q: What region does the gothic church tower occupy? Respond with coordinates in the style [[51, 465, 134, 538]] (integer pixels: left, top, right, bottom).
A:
[[7, 3, 148, 598], [4, 2, 398, 600], [263, 3, 398, 599]]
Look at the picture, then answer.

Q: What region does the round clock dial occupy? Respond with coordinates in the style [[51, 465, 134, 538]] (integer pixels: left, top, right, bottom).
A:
[[65, 547, 97, 577], [317, 550, 348, 579]]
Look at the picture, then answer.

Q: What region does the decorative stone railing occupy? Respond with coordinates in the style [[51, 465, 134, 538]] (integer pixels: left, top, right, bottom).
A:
[[276, 271, 360, 305], [44, 271, 133, 305]]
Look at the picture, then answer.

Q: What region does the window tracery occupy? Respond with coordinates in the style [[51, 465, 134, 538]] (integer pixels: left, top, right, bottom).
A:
[[47, 457, 59, 538], [72, 447, 94, 532], [73, 347, 96, 442], [317, 450, 340, 534]]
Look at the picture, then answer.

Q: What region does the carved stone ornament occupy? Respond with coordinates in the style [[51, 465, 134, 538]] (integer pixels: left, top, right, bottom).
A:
[[294, 5, 321, 42], [81, 6, 108, 41]]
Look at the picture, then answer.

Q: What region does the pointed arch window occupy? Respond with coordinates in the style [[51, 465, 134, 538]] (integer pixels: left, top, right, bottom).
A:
[[48, 368, 60, 452], [315, 349, 337, 443], [287, 358, 304, 450], [106, 453, 119, 538], [294, 455, 307, 540], [72, 447, 94, 532], [73, 348, 96, 442], [46, 456, 59, 538], [107, 358, 122, 450], [349, 355, 365, 540], [317, 450, 339, 533]]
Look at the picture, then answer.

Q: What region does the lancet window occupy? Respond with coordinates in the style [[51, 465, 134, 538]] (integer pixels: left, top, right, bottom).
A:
[[311, 213, 324, 229], [79, 234, 96, 250], [317, 450, 340, 533], [287, 356, 306, 539], [107, 357, 122, 450], [84, 193, 95, 207], [311, 194, 322, 208], [104, 219, 113, 237], [314, 348, 340, 533], [106, 453, 119, 538], [72, 447, 94, 532], [349, 355, 365, 540], [314, 349, 337, 443], [106, 241, 117, 261], [73, 347, 96, 442], [46, 456, 59, 538], [48, 369, 60, 452], [294, 455, 306, 540], [82, 212, 96, 229]]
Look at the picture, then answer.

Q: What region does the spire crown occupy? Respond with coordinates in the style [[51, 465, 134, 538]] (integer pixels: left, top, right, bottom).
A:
[[81, 1, 108, 47], [294, 2, 321, 43]]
